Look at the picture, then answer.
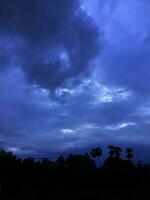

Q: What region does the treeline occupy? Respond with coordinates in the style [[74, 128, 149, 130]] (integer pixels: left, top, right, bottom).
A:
[[0, 145, 150, 200], [0, 145, 147, 170]]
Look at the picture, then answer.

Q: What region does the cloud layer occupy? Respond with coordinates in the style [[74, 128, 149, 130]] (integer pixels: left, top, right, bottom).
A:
[[0, 0, 150, 161]]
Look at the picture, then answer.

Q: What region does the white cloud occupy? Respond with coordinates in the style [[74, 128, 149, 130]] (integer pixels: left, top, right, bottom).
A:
[[6, 147, 21, 154], [55, 79, 132, 106], [105, 122, 136, 130], [62, 129, 75, 134], [77, 123, 101, 131], [90, 81, 132, 105]]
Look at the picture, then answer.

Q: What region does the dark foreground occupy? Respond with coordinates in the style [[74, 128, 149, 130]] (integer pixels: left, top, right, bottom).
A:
[[0, 147, 150, 199], [2, 168, 150, 200]]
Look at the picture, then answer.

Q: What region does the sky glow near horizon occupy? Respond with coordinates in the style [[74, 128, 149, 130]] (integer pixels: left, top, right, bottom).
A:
[[0, 0, 150, 159]]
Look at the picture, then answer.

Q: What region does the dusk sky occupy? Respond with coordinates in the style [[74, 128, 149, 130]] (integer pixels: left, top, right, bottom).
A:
[[0, 0, 150, 161]]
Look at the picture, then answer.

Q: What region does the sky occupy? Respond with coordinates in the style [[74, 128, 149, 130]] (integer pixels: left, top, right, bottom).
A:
[[0, 0, 150, 161]]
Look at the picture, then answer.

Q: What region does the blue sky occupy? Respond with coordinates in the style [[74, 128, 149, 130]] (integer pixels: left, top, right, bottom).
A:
[[0, 0, 150, 161]]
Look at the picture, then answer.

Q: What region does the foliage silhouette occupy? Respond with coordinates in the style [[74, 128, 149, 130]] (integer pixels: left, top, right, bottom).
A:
[[125, 148, 133, 160], [90, 147, 102, 167], [0, 146, 149, 200]]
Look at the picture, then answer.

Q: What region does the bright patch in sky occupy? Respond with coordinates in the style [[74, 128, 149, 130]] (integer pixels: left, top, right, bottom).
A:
[[105, 122, 136, 131], [62, 129, 75, 134]]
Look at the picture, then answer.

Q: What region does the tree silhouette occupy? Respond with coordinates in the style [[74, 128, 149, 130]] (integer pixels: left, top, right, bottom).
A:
[[0, 145, 149, 200], [90, 148, 97, 162], [108, 146, 122, 159], [125, 148, 133, 160], [108, 145, 115, 158], [22, 157, 35, 168], [42, 158, 54, 169], [56, 156, 66, 168], [0, 150, 17, 168], [90, 147, 102, 167], [114, 147, 122, 159]]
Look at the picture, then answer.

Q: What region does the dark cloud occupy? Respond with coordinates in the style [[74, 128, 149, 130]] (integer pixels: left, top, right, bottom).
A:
[[0, 0, 99, 90], [0, 0, 78, 43]]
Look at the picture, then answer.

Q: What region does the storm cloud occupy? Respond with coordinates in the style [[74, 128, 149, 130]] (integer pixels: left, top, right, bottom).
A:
[[0, 0, 150, 161], [0, 0, 99, 90]]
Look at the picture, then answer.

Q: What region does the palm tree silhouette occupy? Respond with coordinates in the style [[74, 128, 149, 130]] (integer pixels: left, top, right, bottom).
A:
[[108, 146, 122, 159], [90, 147, 102, 167], [108, 145, 115, 158], [114, 147, 122, 159], [96, 147, 102, 167], [90, 148, 97, 161]]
